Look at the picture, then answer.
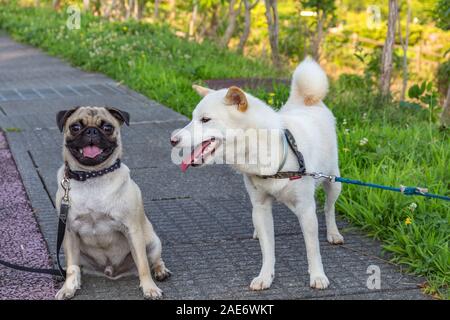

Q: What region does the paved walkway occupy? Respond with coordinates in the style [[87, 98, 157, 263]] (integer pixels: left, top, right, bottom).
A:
[[0, 35, 428, 300]]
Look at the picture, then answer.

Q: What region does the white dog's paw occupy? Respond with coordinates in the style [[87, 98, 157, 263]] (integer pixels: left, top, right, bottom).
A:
[[310, 274, 330, 289], [327, 232, 344, 244], [252, 229, 258, 240], [141, 283, 163, 299], [249, 275, 273, 291]]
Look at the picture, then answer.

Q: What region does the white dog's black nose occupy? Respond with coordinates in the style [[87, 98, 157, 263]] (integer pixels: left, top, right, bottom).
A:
[[170, 137, 180, 147]]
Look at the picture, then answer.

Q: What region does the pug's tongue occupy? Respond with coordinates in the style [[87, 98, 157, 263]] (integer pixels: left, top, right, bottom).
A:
[[83, 145, 102, 158]]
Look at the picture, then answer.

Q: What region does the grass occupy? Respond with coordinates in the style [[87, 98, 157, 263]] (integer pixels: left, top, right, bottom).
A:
[[0, 4, 449, 299], [0, 4, 278, 117]]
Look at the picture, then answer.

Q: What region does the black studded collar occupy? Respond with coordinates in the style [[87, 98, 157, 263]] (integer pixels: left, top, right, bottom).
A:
[[65, 159, 121, 182]]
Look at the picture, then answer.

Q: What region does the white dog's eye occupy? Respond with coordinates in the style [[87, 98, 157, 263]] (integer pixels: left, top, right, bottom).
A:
[[200, 117, 211, 123]]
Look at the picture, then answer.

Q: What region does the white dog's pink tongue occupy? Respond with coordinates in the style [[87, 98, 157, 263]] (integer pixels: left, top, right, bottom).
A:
[[83, 146, 102, 158], [180, 141, 209, 172]]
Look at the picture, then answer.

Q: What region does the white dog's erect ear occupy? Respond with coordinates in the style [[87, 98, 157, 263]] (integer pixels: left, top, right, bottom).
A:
[[225, 86, 248, 112], [192, 84, 214, 97]]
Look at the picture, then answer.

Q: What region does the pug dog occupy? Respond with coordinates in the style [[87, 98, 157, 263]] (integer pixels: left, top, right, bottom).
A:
[[55, 106, 170, 300]]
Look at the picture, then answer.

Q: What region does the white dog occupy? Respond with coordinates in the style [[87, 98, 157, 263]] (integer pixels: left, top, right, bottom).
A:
[[170, 57, 343, 290]]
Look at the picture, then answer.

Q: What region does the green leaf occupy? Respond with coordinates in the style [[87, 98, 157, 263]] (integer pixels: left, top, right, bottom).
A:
[[420, 81, 426, 94], [408, 84, 421, 99]]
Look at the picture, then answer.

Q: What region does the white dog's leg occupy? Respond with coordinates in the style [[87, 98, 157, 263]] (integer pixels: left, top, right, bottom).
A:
[[294, 199, 329, 289], [323, 180, 344, 244], [250, 202, 275, 290], [244, 175, 275, 290], [55, 231, 81, 300]]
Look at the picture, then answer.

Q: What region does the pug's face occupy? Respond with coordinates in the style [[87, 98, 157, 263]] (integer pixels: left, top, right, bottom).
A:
[[57, 106, 130, 170]]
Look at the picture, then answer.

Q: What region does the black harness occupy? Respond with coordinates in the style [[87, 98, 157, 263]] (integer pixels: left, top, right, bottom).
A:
[[258, 129, 307, 180], [0, 160, 121, 279]]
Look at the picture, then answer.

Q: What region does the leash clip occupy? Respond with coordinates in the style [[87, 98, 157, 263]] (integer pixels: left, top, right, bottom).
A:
[[60, 176, 71, 205], [310, 172, 335, 182]]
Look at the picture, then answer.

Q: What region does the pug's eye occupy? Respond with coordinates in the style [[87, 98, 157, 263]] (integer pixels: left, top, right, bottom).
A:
[[102, 123, 114, 133], [69, 123, 82, 133], [200, 117, 211, 123]]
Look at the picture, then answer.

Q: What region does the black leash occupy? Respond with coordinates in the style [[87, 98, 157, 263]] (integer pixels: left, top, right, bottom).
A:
[[0, 160, 122, 278], [0, 181, 68, 279]]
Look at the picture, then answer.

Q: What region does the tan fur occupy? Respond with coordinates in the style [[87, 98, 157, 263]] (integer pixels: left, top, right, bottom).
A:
[[62, 107, 123, 171], [304, 96, 320, 106], [55, 106, 170, 300], [225, 86, 248, 112], [192, 84, 213, 97]]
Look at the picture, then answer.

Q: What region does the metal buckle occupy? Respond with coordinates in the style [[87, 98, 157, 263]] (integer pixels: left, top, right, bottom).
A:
[[310, 172, 335, 182], [60, 177, 70, 205]]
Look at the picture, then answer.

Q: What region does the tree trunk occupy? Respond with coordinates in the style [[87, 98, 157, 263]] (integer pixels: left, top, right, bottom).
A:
[[153, 0, 160, 20], [83, 0, 90, 12], [126, 0, 135, 19], [134, 0, 146, 20], [169, 0, 176, 21], [52, 0, 61, 10], [207, 3, 220, 38], [379, 0, 399, 97], [441, 86, 450, 128], [93, 0, 102, 15], [119, 0, 127, 19], [398, 0, 411, 101], [220, 0, 242, 48], [188, 1, 198, 39], [198, 7, 217, 39], [264, 0, 280, 68], [311, 10, 324, 61], [105, 0, 117, 18], [237, 0, 259, 53]]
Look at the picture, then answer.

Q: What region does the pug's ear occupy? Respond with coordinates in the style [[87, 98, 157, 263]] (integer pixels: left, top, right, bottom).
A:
[[106, 107, 130, 126], [225, 86, 248, 112], [192, 84, 215, 97], [56, 107, 80, 132]]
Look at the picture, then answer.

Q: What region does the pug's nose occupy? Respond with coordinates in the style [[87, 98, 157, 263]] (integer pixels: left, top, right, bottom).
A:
[[170, 136, 180, 147], [85, 127, 99, 137]]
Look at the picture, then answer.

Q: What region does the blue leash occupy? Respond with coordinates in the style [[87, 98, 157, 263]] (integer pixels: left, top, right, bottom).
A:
[[266, 130, 450, 202], [308, 173, 450, 202]]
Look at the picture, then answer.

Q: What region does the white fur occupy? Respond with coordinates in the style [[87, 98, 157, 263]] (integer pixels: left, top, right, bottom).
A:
[[172, 57, 343, 291], [284, 56, 329, 110]]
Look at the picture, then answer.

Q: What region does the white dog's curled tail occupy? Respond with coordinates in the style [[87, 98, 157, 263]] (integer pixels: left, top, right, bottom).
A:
[[291, 57, 329, 106]]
